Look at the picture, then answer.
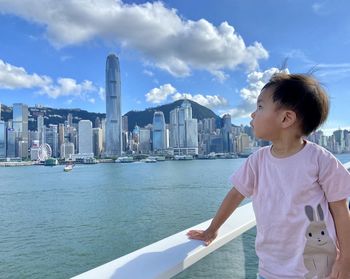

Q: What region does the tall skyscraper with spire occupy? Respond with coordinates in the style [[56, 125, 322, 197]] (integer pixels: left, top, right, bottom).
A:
[[105, 54, 122, 157]]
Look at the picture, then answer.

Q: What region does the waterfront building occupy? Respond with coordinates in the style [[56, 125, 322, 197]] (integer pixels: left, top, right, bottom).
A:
[[139, 127, 151, 154], [122, 131, 129, 152], [37, 115, 45, 145], [105, 53, 122, 157], [60, 142, 75, 160], [152, 111, 166, 151], [17, 141, 28, 159], [209, 134, 224, 153], [45, 125, 59, 158], [93, 128, 103, 157], [345, 131, 350, 152], [169, 100, 198, 155], [78, 120, 93, 155], [169, 108, 179, 148], [13, 103, 29, 158], [67, 113, 73, 127], [130, 125, 140, 153], [334, 129, 345, 152], [6, 128, 16, 158], [58, 123, 65, 155], [222, 114, 233, 153], [94, 117, 101, 129], [30, 140, 40, 161], [185, 119, 198, 150], [0, 120, 6, 158], [28, 130, 39, 148], [122, 115, 128, 132], [203, 118, 216, 134], [236, 133, 251, 154], [101, 118, 106, 153]]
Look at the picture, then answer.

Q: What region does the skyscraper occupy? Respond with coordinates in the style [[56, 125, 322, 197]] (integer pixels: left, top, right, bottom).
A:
[[105, 54, 122, 157], [169, 100, 198, 155], [13, 103, 28, 158], [46, 124, 59, 157], [152, 111, 166, 151], [0, 103, 4, 158], [78, 120, 93, 155], [37, 115, 45, 145], [222, 114, 232, 153], [0, 120, 6, 158]]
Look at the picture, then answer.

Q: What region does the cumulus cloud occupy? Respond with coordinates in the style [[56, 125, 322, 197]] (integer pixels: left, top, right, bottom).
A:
[[98, 87, 106, 101], [221, 67, 289, 118], [145, 84, 229, 109], [0, 0, 268, 77], [0, 59, 51, 89], [145, 83, 177, 104], [0, 59, 101, 101]]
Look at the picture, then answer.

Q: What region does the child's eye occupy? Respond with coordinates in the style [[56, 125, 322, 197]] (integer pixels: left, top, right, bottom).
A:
[[258, 105, 263, 110]]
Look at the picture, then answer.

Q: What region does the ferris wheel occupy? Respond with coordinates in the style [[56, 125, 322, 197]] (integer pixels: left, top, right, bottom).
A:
[[37, 143, 52, 161]]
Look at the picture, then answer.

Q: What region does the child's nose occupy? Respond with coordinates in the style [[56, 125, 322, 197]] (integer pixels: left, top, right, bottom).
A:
[[251, 111, 256, 118]]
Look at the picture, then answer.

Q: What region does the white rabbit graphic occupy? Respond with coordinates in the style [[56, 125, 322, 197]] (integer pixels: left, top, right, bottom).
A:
[[303, 204, 336, 278]]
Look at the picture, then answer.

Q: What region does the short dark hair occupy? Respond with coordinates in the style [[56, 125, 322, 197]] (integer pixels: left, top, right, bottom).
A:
[[262, 73, 329, 136]]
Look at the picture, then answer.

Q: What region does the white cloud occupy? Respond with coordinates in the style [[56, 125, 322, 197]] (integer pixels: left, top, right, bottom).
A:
[[0, 0, 268, 78], [221, 67, 289, 118], [98, 87, 105, 101], [146, 84, 229, 109], [0, 59, 51, 89], [315, 63, 350, 80], [210, 70, 230, 83], [145, 83, 177, 104], [143, 69, 154, 77], [0, 59, 100, 101], [172, 93, 229, 109], [312, 1, 333, 15]]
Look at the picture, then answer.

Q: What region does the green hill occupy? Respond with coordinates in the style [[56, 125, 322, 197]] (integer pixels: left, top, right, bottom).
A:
[[0, 99, 222, 131], [125, 99, 221, 131]]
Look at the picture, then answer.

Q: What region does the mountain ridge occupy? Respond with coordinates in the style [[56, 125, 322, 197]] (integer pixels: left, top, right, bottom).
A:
[[0, 99, 223, 131]]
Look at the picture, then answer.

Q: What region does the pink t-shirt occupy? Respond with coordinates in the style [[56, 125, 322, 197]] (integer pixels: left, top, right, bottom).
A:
[[230, 140, 350, 279]]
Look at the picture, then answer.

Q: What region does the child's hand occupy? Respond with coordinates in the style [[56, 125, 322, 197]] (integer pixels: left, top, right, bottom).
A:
[[187, 229, 218, 246], [330, 257, 350, 279]]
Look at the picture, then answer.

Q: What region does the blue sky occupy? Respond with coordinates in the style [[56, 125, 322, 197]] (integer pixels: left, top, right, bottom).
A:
[[0, 0, 350, 134]]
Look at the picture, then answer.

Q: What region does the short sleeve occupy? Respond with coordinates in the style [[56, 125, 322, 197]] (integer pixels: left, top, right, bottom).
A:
[[318, 150, 350, 202], [229, 156, 256, 198]]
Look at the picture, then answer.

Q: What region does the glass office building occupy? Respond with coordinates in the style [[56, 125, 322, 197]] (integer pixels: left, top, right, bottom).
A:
[[152, 111, 166, 151], [105, 54, 122, 157]]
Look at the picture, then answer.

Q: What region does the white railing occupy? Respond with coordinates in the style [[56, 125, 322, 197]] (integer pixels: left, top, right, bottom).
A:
[[72, 161, 350, 279], [71, 202, 256, 279], [344, 161, 350, 171]]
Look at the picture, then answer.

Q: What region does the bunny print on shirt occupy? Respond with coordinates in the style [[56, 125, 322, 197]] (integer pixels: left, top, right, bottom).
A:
[[303, 204, 337, 279]]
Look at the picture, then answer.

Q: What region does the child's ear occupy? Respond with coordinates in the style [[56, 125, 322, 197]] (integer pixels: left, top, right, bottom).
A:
[[281, 110, 297, 128]]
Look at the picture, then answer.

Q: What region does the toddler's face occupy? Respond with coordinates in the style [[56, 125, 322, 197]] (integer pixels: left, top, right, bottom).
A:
[[250, 87, 283, 140]]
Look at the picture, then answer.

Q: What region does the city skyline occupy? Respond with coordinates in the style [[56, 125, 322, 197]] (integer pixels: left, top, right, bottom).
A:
[[0, 1, 350, 136]]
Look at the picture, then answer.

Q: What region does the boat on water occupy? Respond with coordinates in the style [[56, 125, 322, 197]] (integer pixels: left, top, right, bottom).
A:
[[174, 155, 193, 160], [44, 158, 58, 166], [141, 157, 157, 163], [64, 164, 73, 172], [115, 156, 134, 163], [153, 156, 165, 161]]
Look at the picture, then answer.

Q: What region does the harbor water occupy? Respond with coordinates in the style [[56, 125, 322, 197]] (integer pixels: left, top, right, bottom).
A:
[[1, 153, 350, 279]]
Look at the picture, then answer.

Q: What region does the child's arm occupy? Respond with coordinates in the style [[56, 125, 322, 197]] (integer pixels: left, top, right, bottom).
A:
[[329, 198, 350, 278], [187, 187, 245, 246]]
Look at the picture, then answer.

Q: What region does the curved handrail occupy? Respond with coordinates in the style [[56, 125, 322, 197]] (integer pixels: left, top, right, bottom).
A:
[[71, 203, 256, 279]]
